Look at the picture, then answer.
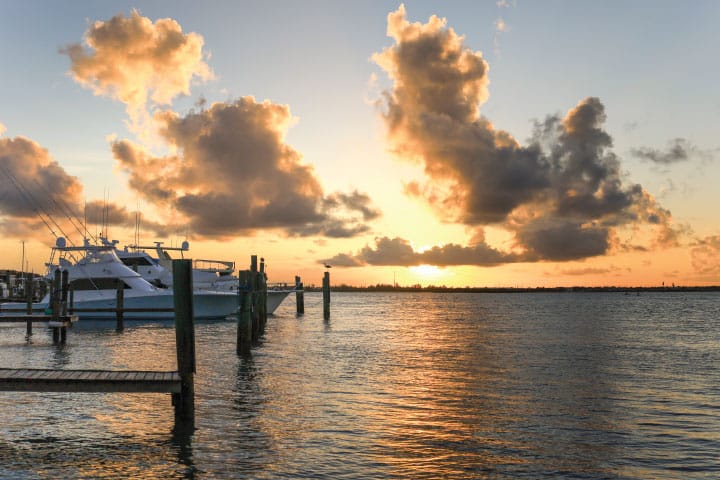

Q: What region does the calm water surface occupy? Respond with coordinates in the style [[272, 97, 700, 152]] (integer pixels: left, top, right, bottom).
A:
[[1, 292, 719, 478]]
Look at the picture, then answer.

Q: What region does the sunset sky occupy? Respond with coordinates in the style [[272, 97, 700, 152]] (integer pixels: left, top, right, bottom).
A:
[[1, 1, 718, 287]]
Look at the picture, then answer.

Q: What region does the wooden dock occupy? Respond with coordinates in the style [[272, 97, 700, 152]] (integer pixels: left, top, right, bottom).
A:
[[0, 368, 180, 393], [0, 259, 196, 421]]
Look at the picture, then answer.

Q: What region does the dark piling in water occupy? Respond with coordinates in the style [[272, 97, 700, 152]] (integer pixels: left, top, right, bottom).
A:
[[68, 284, 74, 315], [60, 270, 68, 343], [25, 279, 33, 336], [259, 258, 268, 332], [295, 275, 304, 316], [172, 259, 195, 422], [116, 280, 124, 332], [50, 269, 61, 344], [237, 269, 252, 355], [250, 256, 260, 341], [322, 271, 330, 320]]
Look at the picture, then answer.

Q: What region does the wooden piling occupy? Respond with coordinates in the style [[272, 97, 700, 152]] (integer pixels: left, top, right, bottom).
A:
[[60, 270, 69, 343], [68, 284, 74, 315], [250, 255, 259, 341], [172, 259, 195, 422], [323, 271, 330, 320], [51, 269, 61, 344], [295, 275, 304, 315], [259, 258, 267, 333], [236, 270, 252, 355], [25, 279, 33, 336], [116, 280, 124, 331]]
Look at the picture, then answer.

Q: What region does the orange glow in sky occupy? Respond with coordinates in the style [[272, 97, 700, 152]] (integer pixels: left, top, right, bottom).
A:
[[1, 2, 719, 287]]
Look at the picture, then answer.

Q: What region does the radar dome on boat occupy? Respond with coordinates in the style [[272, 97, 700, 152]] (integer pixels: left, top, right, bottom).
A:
[[55, 237, 66, 248], [181, 240, 189, 250]]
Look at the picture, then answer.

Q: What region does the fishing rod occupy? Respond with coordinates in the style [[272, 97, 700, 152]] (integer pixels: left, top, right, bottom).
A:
[[0, 164, 81, 263]]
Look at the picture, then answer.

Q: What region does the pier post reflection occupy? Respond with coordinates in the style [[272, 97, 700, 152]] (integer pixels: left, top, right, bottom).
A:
[[171, 419, 196, 478]]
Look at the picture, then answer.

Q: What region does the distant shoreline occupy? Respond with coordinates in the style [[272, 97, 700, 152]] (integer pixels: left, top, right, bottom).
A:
[[304, 285, 720, 293]]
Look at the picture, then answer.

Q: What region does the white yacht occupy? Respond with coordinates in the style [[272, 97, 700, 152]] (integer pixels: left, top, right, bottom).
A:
[[1, 238, 239, 320], [109, 239, 296, 314]]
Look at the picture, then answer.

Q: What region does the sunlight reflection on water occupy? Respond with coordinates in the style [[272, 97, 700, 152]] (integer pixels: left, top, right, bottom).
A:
[[1, 291, 719, 478]]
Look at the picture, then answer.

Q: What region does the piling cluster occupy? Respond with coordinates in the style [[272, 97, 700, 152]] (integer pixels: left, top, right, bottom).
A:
[[236, 255, 268, 355]]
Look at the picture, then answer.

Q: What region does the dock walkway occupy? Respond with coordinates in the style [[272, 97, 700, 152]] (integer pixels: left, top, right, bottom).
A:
[[0, 368, 181, 393]]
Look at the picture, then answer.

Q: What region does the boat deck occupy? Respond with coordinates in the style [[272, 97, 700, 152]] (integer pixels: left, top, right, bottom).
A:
[[0, 369, 181, 393]]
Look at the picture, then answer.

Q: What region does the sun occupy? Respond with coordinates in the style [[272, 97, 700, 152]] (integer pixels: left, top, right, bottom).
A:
[[409, 264, 444, 279]]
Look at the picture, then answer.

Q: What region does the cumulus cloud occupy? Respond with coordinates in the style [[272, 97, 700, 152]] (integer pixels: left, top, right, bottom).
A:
[[0, 135, 83, 220], [321, 235, 520, 267], [112, 97, 379, 238], [0, 134, 164, 241], [355, 5, 680, 267], [62, 10, 213, 129], [631, 138, 712, 165]]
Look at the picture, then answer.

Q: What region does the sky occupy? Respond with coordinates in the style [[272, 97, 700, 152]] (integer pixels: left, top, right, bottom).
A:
[[1, 0, 719, 288]]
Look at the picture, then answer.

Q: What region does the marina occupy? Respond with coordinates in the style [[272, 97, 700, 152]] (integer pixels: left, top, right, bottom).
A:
[[0, 256, 280, 423]]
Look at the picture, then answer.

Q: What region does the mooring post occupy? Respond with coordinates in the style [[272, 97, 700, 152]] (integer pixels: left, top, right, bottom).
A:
[[116, 280, 124, 332], [25, 278, 33, 336], [295, 276, 304, 315], [259, 258, 267, 332], [68, 284, 74, 315], [172, 259, 195, 422], [322, 271, 330, 320], [250, 255, 259, 341], [51, 269, 61, 344], [236, 270, 252, 355], [60, 270, 69, 343]]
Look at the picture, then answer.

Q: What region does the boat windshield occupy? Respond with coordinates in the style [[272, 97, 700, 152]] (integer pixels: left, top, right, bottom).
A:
[[78, 248, 122, 265]]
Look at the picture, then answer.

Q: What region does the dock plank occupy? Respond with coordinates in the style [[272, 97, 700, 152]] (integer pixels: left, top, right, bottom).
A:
[[0, 368, 181, 393]]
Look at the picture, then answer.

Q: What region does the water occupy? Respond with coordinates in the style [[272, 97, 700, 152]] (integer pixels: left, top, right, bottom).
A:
[[1, 291, 719, 478]]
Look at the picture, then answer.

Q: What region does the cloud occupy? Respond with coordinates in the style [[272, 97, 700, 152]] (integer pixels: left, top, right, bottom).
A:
[[112, 97, 380, 238], [690, 235, 720, 277], [83, 200, 177, 238], [62, 10, 213, 129], [321, 235, 521, 267], [361, 6, 680, 267], [631, 138, 712, 165], [493, 0, 513, 55], [0, 133, 178, 241], [0, 135, 83, 220], [494, 18, 509, 33], [557, 266, 616, 276]]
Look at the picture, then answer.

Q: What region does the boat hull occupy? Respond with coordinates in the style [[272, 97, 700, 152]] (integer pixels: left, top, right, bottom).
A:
[[267, 289, 294, 315], [2, 290, 239, 321]]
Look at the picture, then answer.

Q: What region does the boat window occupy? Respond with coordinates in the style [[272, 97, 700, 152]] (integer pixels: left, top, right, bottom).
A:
[[121, 256, 153, 267], [69, 278, 130, 290]]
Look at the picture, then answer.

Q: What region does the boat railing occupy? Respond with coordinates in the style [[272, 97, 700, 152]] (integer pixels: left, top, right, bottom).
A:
[[194, 259, 235, 274]]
